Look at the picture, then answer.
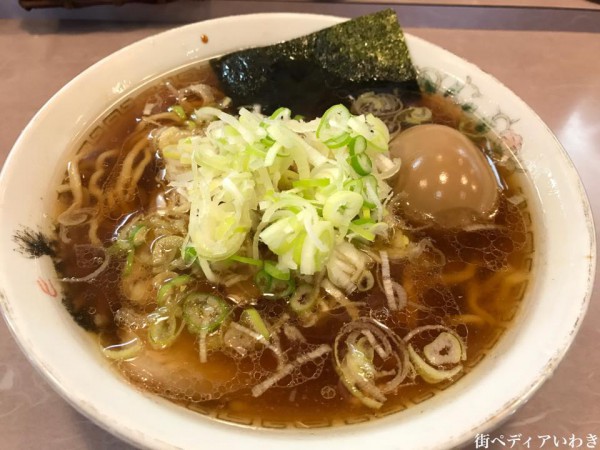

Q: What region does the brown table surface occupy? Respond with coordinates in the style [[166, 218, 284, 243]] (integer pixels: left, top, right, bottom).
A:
[[1, 2, 599, 449]]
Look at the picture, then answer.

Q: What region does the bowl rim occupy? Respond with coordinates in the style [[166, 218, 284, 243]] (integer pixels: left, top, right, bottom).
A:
[[0, 11, 596, 450]]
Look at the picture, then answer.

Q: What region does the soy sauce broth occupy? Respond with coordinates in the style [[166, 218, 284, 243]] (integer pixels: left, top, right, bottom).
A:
[[53, 61, 533, 427]]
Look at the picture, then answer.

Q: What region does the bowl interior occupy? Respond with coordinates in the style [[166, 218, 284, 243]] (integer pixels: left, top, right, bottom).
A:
[[0, 13, 594, 450]]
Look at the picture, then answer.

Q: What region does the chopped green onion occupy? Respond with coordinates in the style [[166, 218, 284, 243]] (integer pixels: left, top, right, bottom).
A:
[[123, 249, 135, 277], [183, 293, 229, 334], [349, 135, 367, 156], [292, 178, 330, 189], [169, 105, 187, 120], [423, 332, 463, 366], [270, 277, 296, 299], [129, 224, 148, 247], [183, 246, 197, 265], [348, 223, 376, 241], [255, 269, 272, 292], [185, 120, 197, 130], [403, 107, 432, 125], [114, 239, 130, 251], [364, 113, 390, 152], [241, 307, 270, 339], [352, 217, 376, 226], [152, 235, 185, 267], [108, 241, 128, 255], [230, 254, 263, 267], [260, 136, 276, 147], [349, 153, 372, 176], [289, 284, 317, 313], [270, 107, 291, 120], [157, 275, 191, 306], [408, 344, 463, 384], [264, 260, 290, 281], [324, 132, 351, 149], [254, 269, 295, 299], [322, 191, 364, 228], [148, 313, 180, 350], [102, 337, 142, 361], [361, 175, 379, 208], [344, 179, 364, 196], [115, 222, 146, 251], [316, 104, 351, 141], [172, 104, 395, 278]]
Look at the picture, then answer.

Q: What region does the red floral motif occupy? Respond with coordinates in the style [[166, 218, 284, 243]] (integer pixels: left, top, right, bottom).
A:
[[500, 129, 523, 153], [36, 278, 57, 298]]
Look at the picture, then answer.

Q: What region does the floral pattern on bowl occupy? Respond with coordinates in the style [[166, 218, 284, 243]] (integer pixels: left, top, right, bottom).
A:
[[418, 67, 524, 170]]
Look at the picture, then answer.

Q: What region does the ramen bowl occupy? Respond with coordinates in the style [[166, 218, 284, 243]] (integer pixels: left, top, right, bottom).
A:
[[0, 13, 595, 450]]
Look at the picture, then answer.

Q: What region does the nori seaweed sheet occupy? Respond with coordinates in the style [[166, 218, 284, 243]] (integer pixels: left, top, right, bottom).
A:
[[211, 9, 418, 116]]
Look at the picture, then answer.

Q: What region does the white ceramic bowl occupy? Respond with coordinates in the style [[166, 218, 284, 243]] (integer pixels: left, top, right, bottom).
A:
[[0, 13, 595, 450]]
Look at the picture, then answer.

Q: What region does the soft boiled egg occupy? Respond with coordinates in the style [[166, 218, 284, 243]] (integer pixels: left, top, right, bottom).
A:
[[390, 124, 501, 228]]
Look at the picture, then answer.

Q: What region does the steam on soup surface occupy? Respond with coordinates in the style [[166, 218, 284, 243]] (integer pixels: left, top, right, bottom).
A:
[[53, 62, 532, 426]]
